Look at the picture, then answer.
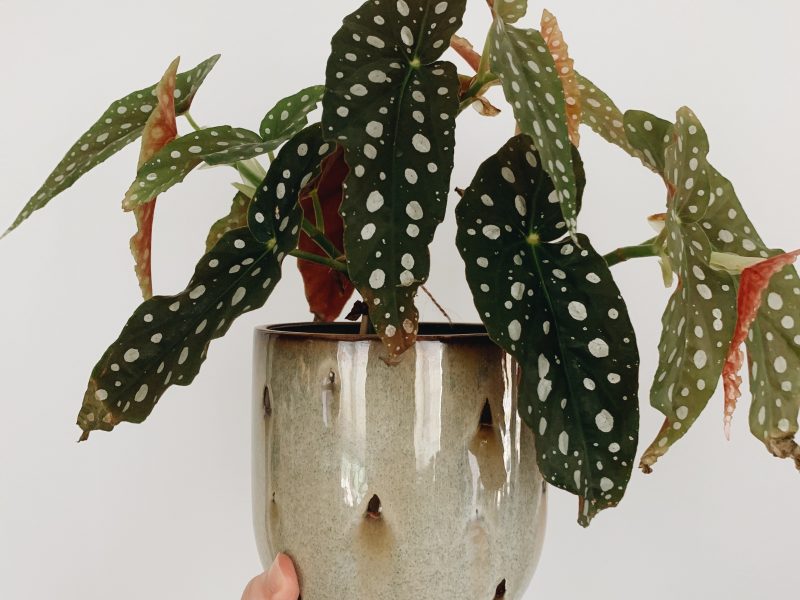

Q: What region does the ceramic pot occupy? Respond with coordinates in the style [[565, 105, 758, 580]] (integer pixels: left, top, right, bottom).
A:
[[251, 323, 547, 600]]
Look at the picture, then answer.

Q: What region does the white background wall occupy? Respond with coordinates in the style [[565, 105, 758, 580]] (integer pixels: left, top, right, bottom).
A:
[[1, 1, 798, 598]]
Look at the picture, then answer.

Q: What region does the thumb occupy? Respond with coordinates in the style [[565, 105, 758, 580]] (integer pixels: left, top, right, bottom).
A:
[[241, 553, 300, 600]]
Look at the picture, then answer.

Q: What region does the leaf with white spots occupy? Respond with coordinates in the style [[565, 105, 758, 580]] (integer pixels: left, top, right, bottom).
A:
[[723, 252, 800, 468], [456, 135, 640, 526], [121, 126, 265, 210], [205, 191, 250, 252], [4, 55, 220, 236], [130, 58, 180, 299], [78, 227, 289, 437], [641, 109, 739, 471], [540, 10, 581, 147], [575, 73, 658, 173], [76, 131, 315, 436], [492, 0, 529, 24], [488, 12, 579, 235], [322, 0, 465, 358], [248, 124, 336, 244], [259, 85, 325, 148], [623, 110, 673, 175]]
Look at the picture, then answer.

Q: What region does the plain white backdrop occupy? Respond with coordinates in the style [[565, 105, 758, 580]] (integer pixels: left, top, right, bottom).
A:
[[1, 1, 798, 598]]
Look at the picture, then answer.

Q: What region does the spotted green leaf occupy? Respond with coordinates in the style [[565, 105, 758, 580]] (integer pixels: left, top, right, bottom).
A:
[[205, 191, 250, 252], [121, 127, 264, 210], [322, 0, 465, 358], [456, 135, 640, 526], [488, 16, 578, 235], [492, 0, 528, 23], [623, 110, 673, 175], [640, 109, 740, 470], [575, 73, 657, 174], [248, 124, 336, 244], [259, 85, 325, 148], [76, 133, 313, 437], [4, 55, 220, 236]]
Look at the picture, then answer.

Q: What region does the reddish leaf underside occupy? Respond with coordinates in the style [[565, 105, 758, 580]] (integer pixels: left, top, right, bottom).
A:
[[722, 250, 800, 438], [130, 58, 179, 299], [297, 147, 354, 321], [450, 34, 482, 72], [541, 9, 581, 147]]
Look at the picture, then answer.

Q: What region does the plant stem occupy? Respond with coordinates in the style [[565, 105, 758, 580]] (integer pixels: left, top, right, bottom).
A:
[[458, 72, 500, 115], [184, 111, 202, 131], [301, 218, 341, 261], [290, 250, 348, 273], [235, 162, 263, 187], [603, 238, 659, 268], [310, 189, 325, 235]]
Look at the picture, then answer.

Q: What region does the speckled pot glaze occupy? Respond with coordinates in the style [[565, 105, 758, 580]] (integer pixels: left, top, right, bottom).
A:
[[252, 323, 547, 600]]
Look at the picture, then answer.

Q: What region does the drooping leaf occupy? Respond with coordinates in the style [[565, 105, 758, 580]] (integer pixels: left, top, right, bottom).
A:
[[76, 129, 324, 437], [205, 191, 251, 252], [723, 251, 800, 443], [5, 55, 220, 236], [322, 0, 466, 358], [640, 109, 740, 471], [297, 147, 355, 321], [488, 10, 578, 236], [456, 135, 639, 526], [540, 9, 581, 147], [259, 85, 325, 146], [130, 58, 180, 299], [121, 127, 265, 210], [574, 73, 658, 173]]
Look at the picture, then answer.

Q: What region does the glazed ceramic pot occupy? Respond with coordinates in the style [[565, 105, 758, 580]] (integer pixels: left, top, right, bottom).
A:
[[251, 323, 547, 600]]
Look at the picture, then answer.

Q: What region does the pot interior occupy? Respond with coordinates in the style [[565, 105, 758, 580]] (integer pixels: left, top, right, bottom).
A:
[[258, 321, 489, 341]]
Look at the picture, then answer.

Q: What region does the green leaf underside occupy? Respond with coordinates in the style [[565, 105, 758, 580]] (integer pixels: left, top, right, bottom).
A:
[[206, 191, 250, 252], [489, 18, 578, 234], [6, 55, 220, 235], [122, 127, 264, 210], [456, 135, 639, 526], [574, 73, 657, 174], [77, 128, 327, 437], [321, 0, 465, 357], [629, 108, 800, 468], [260, 85, 325, 146], [248, 124, 336, 245]]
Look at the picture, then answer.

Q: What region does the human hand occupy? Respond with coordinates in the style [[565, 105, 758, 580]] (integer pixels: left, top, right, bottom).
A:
[[241, 553, 300, 600]]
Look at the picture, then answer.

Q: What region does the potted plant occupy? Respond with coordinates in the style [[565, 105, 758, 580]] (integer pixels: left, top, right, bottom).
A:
[[4, 0, 798, 598]]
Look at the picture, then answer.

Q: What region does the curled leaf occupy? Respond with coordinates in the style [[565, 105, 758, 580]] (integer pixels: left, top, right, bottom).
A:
[[540, 10, 581, 146], [450, 34, 481, 72], [723, 250, 800, 439], [5, 55, 220, 236], [130, 58, 180, 299], [297, 147, 354, 321]]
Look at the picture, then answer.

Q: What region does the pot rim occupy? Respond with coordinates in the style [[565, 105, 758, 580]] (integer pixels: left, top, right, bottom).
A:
[[256, 321, 491, 342]]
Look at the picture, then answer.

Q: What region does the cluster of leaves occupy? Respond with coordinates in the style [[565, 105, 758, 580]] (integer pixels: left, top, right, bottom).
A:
[[4, 0, 798, 527]]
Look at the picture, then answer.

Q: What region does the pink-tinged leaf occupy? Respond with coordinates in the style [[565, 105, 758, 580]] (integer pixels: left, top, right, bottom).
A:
[[723, 250, 800, 439], [130, 58, 179, 299], [450, 34, 481, 72], [540, 9, 581, 146], [297, 147, 354, 322]]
